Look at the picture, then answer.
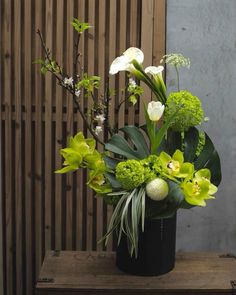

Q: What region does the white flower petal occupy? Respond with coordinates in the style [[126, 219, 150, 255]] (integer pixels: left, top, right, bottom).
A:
[[109, 56, 129, 75], [109, 47, 144, 75], [147, 101, 165, 122], [144, 65, 164, 75], [123, 47, 144, 64]]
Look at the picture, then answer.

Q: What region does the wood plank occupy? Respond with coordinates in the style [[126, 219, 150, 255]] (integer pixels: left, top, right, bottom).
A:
[[3, 0, 14, 294], [14, 0, 23, 293], [140, 0, 154, 125], [65, 0, 74, 251], [54, 0, 64, 252], [36, 251, 236, 294], [44, 0, 53, 252], [153, 0, 166, 66], [0, 0, 4, 292], [24, 0, 33, 294], [96, 0, 106, 251], [75, 0, 85, 251], [86, 0, 96, 251], [34, 0, 43, 279]]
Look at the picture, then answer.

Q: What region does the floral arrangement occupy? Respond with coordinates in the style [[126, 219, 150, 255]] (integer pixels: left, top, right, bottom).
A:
[[36, 20, 221, 257]]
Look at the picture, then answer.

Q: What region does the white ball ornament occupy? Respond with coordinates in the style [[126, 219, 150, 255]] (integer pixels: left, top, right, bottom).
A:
[[146, 178, 169, 201]]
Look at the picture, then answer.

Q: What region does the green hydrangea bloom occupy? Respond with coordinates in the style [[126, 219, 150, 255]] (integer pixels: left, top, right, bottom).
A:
[[165, 90, 204, 132], [141, 155, 161, 182], [115, 160, 145, 190]]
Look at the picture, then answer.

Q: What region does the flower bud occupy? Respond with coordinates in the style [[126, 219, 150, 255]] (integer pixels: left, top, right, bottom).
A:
[[146, 178, 169, 201]]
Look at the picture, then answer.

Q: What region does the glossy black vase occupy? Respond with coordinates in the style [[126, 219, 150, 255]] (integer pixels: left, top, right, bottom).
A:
[[116, 214, 177, 276]]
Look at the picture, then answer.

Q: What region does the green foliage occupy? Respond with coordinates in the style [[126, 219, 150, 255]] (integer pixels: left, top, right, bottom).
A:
[[71, 18, 91, 34], [127, 79, 143, 105], [105, 125, 149, 160], [76, 73, 100, 92], [165, 90, 204, 132], [33, 59, 61, 75]]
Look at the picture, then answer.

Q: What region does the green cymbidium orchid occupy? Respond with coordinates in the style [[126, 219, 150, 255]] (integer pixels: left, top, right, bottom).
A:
[[159, 149, 194, 179], [55, 132, 101, 174], [87, 170, 112, 194], [181, 168, 218, 207]]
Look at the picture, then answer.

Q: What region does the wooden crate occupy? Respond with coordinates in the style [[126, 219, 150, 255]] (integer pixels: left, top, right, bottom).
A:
[[35, 251, 236, 295]]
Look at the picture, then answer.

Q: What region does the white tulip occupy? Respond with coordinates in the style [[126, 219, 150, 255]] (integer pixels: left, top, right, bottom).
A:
[[109, 47, 144, 75], [146, 178, 169, 201], [147, 101, 165, 122]]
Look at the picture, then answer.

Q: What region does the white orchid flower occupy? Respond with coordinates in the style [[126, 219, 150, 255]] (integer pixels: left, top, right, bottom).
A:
[[145, 65, 164, 76], [147, 101, 165, 122], [109, 47, 144, 75]]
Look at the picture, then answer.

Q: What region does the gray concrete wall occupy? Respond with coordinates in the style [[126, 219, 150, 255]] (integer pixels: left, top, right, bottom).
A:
[[167, 0, 236, 253]]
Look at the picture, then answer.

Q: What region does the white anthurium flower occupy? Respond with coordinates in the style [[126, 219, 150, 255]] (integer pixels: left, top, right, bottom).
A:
[[145, 65, 164, 76], [147, 101, 165, 122], [146, 178, 169, 201], [109, 47, 144, 75]]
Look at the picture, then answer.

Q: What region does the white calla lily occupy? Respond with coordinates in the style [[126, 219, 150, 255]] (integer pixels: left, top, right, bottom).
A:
[[109, 47, 144, 75], [145, 65, 164, 76], [147, 101, 165, 122]]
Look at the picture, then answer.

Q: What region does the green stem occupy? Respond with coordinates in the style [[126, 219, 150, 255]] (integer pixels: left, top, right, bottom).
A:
[[175, 65, 180, 91]]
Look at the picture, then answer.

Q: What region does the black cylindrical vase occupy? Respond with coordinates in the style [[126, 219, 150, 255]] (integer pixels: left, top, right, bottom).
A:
[[116, 214, 177, 276]]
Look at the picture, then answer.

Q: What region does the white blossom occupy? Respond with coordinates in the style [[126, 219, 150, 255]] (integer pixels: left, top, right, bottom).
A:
[[95, 114, 106, 124], [75, 89, 81, 97], [129, 77, 136, 87], [147, 101, 165, 122], [146, 178, 169, 201], [109, 47, 144, 75], [64, 77, 74, 87], [95, 126, 103, 135]]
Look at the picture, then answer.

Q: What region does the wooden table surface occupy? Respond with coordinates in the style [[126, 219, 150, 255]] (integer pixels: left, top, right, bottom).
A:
[[36, 251, 236, 295]]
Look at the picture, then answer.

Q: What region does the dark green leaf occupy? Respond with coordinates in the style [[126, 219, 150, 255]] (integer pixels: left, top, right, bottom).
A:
[[184, 127, 199, 162], [194, 132, 222, 186], [105, 126, 149, 160], [105, 134, 140, 159], [166, 129, 182, 155], [120, 125, 149, 158], [103, 156, 120, 170], [105, 172, 122, 189]]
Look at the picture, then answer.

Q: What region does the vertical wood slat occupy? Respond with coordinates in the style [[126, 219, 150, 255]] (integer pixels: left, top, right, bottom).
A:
[[3, 0, 13, 294], [140, 0, 155, 125], [96, 0, 106, 251], [65, 0, 74, 251], [34, 0, 43, 279], [75, 0, 85, 251], [14, 0, 23, 293], [24, 0, 33, 294], [54, 0, 64, 252], [0, 1, 166, 293], [44, 0, 53, 253]]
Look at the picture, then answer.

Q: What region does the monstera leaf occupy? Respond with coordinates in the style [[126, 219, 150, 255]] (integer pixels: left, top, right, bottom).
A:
[[105, 125, 149, 160], [165, 127, 221, 187]]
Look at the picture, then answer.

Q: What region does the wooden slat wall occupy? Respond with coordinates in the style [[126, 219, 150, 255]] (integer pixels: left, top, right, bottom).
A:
[[0, 1, 166, 294]]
